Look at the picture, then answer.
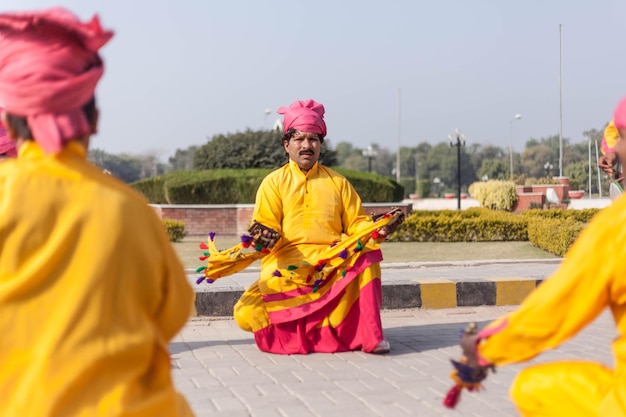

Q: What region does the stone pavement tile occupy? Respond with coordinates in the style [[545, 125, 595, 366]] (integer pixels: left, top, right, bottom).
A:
[[172, 307, 615, 417]]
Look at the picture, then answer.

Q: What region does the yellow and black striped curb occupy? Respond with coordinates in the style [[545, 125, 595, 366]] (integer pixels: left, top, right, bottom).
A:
[[190, 277, 543, 316]]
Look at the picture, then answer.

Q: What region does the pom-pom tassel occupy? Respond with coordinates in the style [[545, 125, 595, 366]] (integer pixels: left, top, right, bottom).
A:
[[199, 242, 209, 250], [442, 384, 462, 409], [240, 235, 253, 248]]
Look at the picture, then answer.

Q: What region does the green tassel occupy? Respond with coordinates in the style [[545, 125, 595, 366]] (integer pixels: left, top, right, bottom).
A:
[[255, 243, 263, 252], [287, 265, 298, 271], [195, 266, 207, 272], [356, 239, 363, 250]]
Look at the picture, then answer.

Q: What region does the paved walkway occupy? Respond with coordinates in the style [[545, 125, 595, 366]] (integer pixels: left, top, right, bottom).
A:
[[171, 306, 615, 417]]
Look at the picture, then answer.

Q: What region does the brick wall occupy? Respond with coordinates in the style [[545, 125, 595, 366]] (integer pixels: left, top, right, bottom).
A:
[[152, 203, 412, 237]]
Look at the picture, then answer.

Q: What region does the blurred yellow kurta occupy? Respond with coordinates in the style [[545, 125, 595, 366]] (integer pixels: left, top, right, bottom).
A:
[[0, 142, 194, 417], [476, 195, 626, 416]]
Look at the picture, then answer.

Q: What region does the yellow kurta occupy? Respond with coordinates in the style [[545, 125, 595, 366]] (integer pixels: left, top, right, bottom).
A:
[[0, 142, 194, 417], [476, 194, 626, 416], [233, 160, 385, 352]]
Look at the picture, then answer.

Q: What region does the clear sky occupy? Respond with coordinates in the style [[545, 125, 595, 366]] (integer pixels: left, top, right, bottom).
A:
[[3, 0, 625, 160]]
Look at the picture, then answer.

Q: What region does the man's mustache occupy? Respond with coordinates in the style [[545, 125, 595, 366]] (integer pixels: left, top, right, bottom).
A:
[[299, 150, 314, 155]]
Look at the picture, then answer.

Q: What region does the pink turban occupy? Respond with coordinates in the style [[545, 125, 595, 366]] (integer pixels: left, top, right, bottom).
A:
[[0, 8, 113, 154], [0, 109, 16, 157], [614, 97, 626, 131], [277, 99, 327, 137]]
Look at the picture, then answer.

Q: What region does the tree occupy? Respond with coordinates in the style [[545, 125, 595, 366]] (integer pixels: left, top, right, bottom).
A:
[[88, 148, 143, 183], [423, 142, 477, 193], [520, 145, 557, 178], [479, 159, 509, 180], [334, 141, 360, 165], [193, 129, 337, 170], [169, 146, 198, 171]]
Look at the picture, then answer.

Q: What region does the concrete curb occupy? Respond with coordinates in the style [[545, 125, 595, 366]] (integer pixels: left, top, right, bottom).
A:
[[189, 259, 558, 316]]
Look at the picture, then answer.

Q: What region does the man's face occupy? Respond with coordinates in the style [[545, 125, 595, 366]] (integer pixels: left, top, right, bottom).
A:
[[284, 130, 322, 171]]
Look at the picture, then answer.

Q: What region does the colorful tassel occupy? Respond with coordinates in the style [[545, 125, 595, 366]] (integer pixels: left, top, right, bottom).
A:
[[287, 265, 298, 271], [272, 270, 282, 277], [241, 234, 253, 246], [195, 266, 207, 273], [442, 384, 462, 408], [209, 232, 216, 241], [199, 242, 209, 250], [338, 248, 348, 259], [353, 239, 363, 253], [371, 229, 380, 240], [195, 276, 205, 285]]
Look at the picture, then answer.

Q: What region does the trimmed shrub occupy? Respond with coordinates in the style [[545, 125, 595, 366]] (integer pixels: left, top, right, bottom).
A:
[[163, 219, 186, 242], [521, 208, 601, 224], [390, 208, 527, 242], [468, 180, 518, 211], [527, 216, 583, 256]]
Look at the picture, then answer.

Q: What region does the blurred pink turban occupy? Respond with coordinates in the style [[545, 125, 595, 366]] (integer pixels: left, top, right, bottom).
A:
[[277, 99, 327, 137], [0, 108, 16, 157], [0, 8, 113, 154], [614, 97, 626, 131]]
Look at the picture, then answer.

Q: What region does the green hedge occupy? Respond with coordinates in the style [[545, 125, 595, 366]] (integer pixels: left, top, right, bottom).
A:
[[132, 167, 404, 204], [390, 208, 527, 242], [521, 208, 600, 223], [389, 207, 601, 255], [527, 216, 584, 257]]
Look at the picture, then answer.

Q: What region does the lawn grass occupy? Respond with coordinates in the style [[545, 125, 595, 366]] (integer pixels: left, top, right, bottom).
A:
[[174, 236, 558, 270]]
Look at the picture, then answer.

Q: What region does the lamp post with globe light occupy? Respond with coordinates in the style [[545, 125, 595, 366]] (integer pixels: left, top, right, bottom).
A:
[[362, 145, 378, 173], [509, 114, 522, 179]]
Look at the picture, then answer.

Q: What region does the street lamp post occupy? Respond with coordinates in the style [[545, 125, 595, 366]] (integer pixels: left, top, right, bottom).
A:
[[433, 177, 442, 198], [362, 145, 378, 173], [449, 129, 466, 210], [544, 161, 554, 178], [509, 114, 522, 180]]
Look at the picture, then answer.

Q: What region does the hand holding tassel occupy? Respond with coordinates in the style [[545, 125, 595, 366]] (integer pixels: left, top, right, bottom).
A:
[[443, 322, 494, 409]]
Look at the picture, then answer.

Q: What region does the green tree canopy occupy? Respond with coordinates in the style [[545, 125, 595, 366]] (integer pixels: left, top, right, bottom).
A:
[[193, 129, 338, 170]]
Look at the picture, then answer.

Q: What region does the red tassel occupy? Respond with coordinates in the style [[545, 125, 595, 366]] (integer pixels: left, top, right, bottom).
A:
[[443, 384, 462, 408], [199, 242, 209, 250]]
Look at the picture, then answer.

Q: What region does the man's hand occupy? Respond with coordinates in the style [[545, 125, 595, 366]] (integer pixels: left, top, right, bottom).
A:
[[247, 221, 280, 250], [460, 324, 481, 368], [454, 322, 492, 383], [374, 207, 406, 238], [598, 152, 618, 177]]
